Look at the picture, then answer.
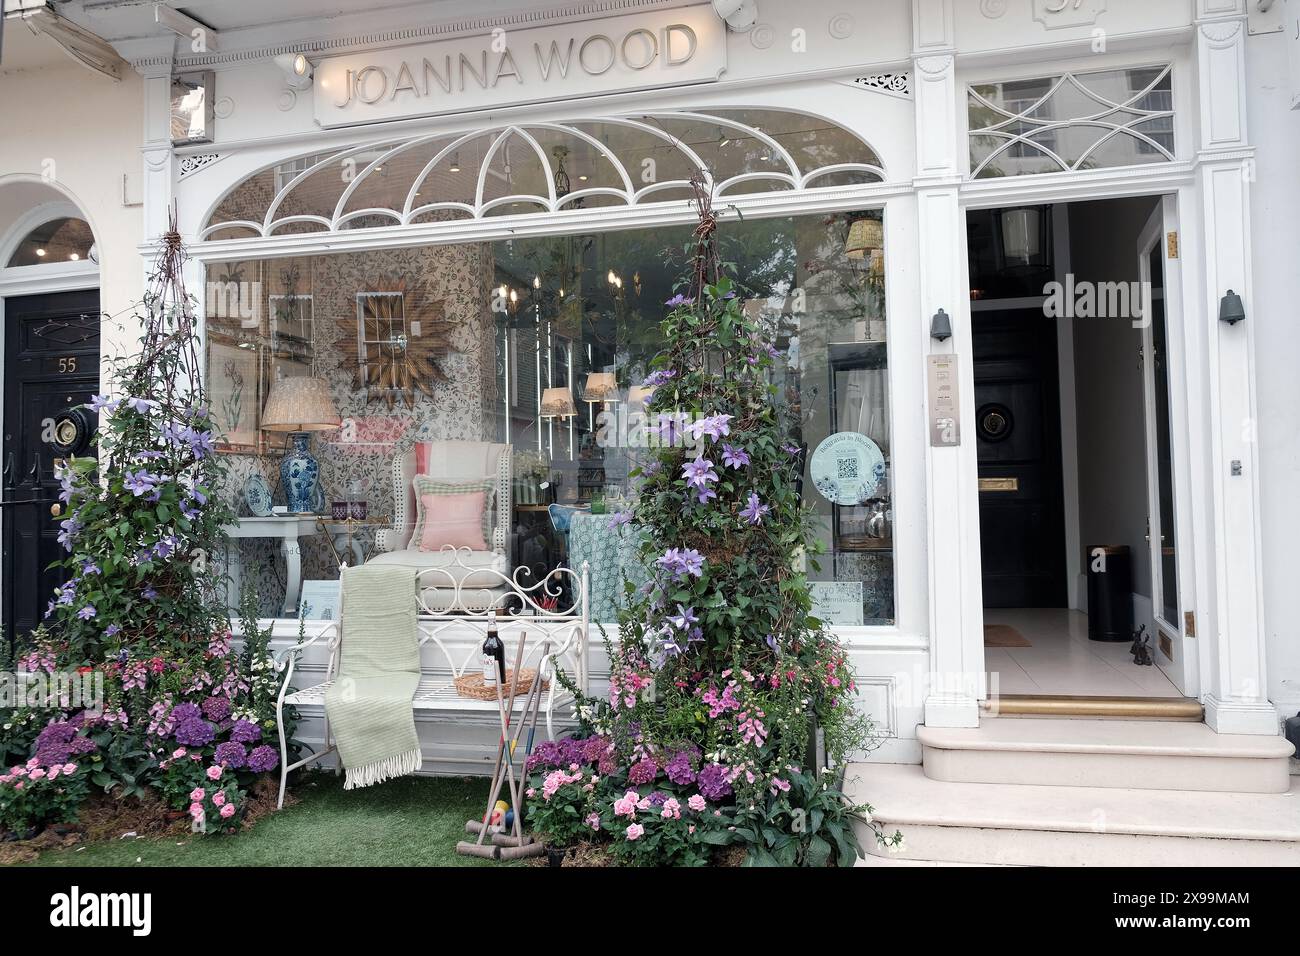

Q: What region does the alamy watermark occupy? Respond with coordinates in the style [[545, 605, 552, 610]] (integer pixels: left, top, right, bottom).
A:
[[0, 670, 104, 715], [1043, 274, 1152, 328]]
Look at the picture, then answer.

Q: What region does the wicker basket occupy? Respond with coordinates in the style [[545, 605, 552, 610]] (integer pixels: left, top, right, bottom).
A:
[[454, 668, 549, 702]]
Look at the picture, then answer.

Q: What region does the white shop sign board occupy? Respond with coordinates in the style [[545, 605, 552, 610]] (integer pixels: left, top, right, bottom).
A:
[[313, 5, 727, 128], [810, 581, 865, 627]]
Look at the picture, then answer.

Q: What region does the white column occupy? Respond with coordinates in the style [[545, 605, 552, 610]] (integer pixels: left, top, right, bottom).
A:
[[139, 61, 175, 247], [914, 0, 983, 728], [1193, 1, 1277, 734]]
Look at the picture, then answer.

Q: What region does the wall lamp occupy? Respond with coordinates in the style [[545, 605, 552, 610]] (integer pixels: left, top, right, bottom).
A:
[[930, 308, 953, 342], [712, 0, 757, 32], [1219, 289, 1245, 325], [274, 53, 314, 90]]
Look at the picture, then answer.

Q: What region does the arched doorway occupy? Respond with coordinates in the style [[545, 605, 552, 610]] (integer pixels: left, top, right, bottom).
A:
[[0, 188, 101, 654]]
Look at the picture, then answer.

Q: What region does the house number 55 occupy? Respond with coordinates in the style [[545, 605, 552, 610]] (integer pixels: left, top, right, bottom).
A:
[[58, 357, 78, 373]]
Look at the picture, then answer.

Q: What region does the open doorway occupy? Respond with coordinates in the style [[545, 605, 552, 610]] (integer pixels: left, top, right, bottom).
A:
[[968, 195, 1195, 703]]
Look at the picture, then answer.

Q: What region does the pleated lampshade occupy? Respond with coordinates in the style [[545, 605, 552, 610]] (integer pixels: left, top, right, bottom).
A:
[[261, 376, 342, 432]]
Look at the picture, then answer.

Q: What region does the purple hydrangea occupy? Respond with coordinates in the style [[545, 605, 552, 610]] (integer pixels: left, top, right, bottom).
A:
[[628, 758, 658, 786], [201, 695, 232, 723], [173, 717, 216, 747], [664, 751, 697, 786], [229, 719, 262, 744], [170, 703, 202, 725], [213, 741, 248, 769], [34, 721, 96, 767], [697, 763, 733, 801], [246, 745, 279, 774]]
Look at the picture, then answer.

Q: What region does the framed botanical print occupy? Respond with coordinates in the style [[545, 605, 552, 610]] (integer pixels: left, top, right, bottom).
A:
[[209, 335, 264, 453]]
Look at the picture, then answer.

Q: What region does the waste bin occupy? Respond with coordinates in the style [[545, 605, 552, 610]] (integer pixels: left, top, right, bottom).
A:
[[1086, 544, 1133, 642]]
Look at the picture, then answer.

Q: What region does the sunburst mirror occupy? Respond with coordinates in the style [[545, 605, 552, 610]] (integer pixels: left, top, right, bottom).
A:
[[339, 276, 455, 408]]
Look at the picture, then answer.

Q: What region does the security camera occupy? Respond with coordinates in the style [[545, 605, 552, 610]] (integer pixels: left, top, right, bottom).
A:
[[712, 0, 757, 32], [274, 53, 313, 90]]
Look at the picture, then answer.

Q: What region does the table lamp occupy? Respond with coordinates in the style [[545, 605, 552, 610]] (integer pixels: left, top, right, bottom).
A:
[[261, 376, 341, 513]]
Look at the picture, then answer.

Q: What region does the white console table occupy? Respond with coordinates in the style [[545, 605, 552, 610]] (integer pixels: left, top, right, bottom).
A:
[[224, 515, 320, 615]]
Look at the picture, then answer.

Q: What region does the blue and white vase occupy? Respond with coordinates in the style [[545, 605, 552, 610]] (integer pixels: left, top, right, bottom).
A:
[[280, 432, 320, 513]]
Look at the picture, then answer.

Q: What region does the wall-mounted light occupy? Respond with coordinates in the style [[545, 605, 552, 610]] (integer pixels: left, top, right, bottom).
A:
[[711, 0, 757, 32], [930, 308, 953, 342], [1219, 289, 1246, 325], [274, 53, 313, 90]]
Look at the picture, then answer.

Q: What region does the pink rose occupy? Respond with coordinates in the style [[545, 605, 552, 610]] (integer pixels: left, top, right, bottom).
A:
[[625, 823, 645, 841], [26, 758, 38, 769], [13, 782, 23, 790], [189, 803, 203, 818], [189, 787, 206, 802], [29, 768, 46, 780], [62, 763, 77, 775], [46, 766, 60, 780], [173, 748, 187, 759], [687, 794, 706, 812], [212, 791, 226, 807], [219, 803, 236, 819], [205, 765, 222, 781]]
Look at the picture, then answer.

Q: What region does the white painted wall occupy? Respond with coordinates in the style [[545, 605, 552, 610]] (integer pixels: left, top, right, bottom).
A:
[[1244, 27, 1300, 721], [0, 60, 145, 358]]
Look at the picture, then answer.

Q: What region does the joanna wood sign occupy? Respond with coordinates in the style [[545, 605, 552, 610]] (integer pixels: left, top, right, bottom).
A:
[[314, 6, 726, 128]]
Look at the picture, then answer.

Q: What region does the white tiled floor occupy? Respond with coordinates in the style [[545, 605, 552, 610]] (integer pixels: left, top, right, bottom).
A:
[[984, 607, 1182, 698]]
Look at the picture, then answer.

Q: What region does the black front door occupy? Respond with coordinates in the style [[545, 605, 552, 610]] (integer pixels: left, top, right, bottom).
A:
[[2, 290, 100, 649], [974, 308, 1067, 608]]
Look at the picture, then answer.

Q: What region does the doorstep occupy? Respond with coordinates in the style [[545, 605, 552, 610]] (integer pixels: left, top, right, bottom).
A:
[[844, 763, 1300, 867]]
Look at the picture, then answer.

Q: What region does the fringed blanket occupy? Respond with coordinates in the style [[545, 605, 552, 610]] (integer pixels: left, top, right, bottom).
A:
[[325, 565, 422, 790]]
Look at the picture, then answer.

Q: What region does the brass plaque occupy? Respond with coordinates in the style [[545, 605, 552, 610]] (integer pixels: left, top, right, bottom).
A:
[[1159, 632, 1173, 661], [1167, 231, 1179, 258], [979, 477, 1019, 492], [1184, 610, 1196, 638]]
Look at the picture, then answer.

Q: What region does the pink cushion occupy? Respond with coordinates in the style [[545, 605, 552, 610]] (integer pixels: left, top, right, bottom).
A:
[[418, 491, 488, 552]]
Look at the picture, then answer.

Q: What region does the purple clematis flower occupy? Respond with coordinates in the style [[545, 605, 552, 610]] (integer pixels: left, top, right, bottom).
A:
[[77, 605, 96, 620], [667, 604, 699, 631], [688, 414, 732, 443], [125, 396, 158, 415], [607, 510, 633, 530], [88, 395, 121, 413], [681, 457, 718, 492], [740, 492, 770, 525], [642, 369, 677, 389], [123, 469, 161, 497], [721, 444, 750, 469], [665, 294, 694, 308]]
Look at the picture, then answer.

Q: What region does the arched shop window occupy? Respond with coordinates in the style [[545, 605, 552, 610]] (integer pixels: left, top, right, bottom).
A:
[[205, 110, 895, 627], [201, 108, 886, 240], [5, 217, 96, 267]]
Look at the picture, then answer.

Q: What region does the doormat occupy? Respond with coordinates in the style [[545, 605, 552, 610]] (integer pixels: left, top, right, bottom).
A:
[[984, 624, 1031, 647]]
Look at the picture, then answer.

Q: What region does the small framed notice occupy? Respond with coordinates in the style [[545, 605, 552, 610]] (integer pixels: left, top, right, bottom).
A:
[[927, 354, 961, 446], [299, 580, 341, 621], [810, 581, 865, 626]]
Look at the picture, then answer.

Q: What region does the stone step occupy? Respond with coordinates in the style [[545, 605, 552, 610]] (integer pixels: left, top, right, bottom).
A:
[[919, 717, 1295, 793], [846, 763, 1300, 867]]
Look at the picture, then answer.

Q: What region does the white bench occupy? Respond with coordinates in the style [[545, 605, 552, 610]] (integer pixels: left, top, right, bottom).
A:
[[274, 552, 589, 808]]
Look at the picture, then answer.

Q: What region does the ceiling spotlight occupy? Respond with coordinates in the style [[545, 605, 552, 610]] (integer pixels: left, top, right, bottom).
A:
[[274, 53, 313, 90], [449, 153, 461, 173], [69, 253, 80, 261], [35, 248, 46, 257], [533, 276, 541, 289]]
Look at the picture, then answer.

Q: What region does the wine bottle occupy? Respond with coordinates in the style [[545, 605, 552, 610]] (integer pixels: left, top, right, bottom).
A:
[[481, 609, 505, 688]]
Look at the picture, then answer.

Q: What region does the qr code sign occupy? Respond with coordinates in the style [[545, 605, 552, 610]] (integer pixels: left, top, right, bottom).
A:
[[836, 457, 859, 480]]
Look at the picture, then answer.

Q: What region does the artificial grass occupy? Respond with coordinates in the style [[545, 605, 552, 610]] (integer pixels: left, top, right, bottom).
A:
[[20, 773, 521, 867]]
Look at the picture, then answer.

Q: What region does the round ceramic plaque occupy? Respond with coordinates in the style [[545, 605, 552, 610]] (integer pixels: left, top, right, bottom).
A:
[[810, 432, 886, 506]]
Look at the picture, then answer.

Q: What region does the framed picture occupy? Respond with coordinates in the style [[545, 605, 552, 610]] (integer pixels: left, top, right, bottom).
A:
[[269, 293, 312, 357], [209, 335, 263, 454], [299, 579, 341, 621]]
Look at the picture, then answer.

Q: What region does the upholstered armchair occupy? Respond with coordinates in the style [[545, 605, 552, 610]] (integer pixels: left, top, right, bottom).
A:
[[369, 440, 513, 610]]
